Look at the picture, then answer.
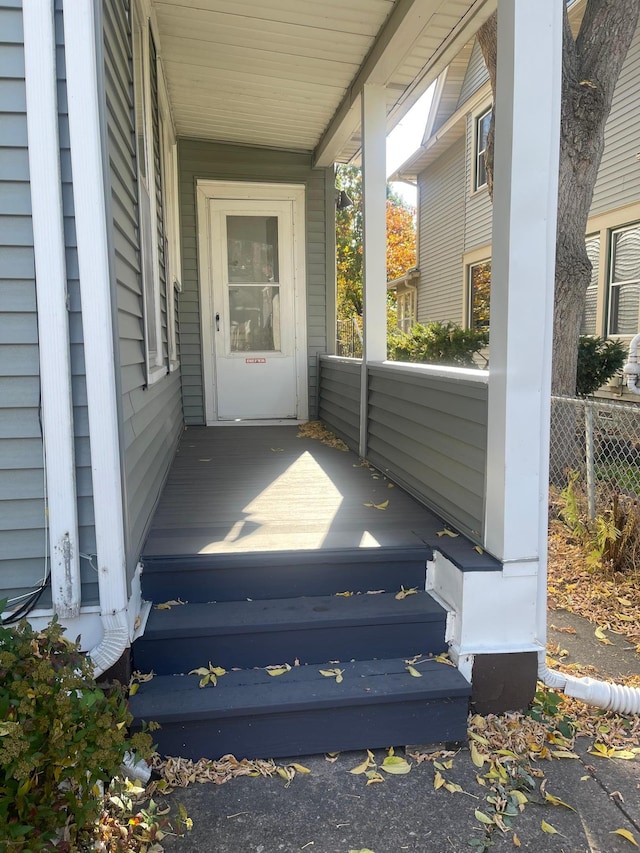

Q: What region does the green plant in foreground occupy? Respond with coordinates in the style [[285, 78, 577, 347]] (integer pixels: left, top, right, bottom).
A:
[[0, 612, 151, 851]]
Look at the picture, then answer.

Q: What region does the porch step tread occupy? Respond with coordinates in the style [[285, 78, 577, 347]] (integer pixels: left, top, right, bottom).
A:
[[140, 545, 430, 603], [143, 591, 444, 637], [133, 591, 447, 673], [130, 657, 470, 720], [130, 657, 470, 759]]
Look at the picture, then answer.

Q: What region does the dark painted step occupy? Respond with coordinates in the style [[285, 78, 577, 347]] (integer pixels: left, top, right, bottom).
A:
[[140, 546, 430, 604], [133, 591, 447, 675], [130, 657, 471, 760]]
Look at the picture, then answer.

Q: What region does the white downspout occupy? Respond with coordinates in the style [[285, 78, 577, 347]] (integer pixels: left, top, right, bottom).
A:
[[23, 2, 81, 617], [623, 333, 640, 395], [63, 2, 129, 675]]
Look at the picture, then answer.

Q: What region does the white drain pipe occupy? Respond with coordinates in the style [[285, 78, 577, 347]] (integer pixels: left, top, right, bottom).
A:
[[539, 658, 640, 715], [622, 333, 640, 395], [63, 1, 129, 675]]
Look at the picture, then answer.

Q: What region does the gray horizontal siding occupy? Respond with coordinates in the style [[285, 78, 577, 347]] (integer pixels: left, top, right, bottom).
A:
[[366, 365, 487, 542], [0, 1, 43, 602], [417, 138, 466, 324], [103, 0, 183, 574], [318, 356, 361, 452], [591, 21, 640, 216], [457, 39, 489, 107], [464, 114, 493, 251], [0, 2, 95, 603], [178, 139, 331, 424]]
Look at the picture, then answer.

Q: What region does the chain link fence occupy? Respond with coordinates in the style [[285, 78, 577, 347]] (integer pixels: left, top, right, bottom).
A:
[[550, 396, 640, 519]]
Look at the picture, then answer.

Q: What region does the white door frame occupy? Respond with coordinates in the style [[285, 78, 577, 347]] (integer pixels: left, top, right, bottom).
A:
[[196, 180, 309, 425]]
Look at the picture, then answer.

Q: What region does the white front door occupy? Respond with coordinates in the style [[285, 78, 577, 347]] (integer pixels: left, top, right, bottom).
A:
[[198, 182, 307, 423]]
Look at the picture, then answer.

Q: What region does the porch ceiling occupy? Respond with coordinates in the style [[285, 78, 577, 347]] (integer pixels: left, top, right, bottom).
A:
[[152, 0, 495, 165]]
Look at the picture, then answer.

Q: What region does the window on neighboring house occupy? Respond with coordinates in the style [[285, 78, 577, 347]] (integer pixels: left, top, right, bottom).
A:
[[581, 233, 600, 335], [131, 6, 167, 383], [468, 259, 491, 329], [474, 108, 491, 192], [607, 222, 640, 336], [396, 289, 416, 333]]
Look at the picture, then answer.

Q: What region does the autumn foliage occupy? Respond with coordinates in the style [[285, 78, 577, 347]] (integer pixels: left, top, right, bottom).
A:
[[335, 166, 416, 339]]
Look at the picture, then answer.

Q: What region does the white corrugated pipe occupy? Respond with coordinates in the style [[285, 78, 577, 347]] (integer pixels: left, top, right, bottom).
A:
[[539, 656, 640, 715], [623, 333, 640, 395]]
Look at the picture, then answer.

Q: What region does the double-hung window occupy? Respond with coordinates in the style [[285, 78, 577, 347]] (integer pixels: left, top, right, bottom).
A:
[[474, 108, 491, 192], [468, 259, 491, 329], [132, 6, 179, 383], [607, 223, 640, 336], [396, 289, 416, 333]]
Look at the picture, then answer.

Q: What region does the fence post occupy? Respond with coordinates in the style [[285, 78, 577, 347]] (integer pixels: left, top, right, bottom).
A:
[[585, 401, 596, 520]]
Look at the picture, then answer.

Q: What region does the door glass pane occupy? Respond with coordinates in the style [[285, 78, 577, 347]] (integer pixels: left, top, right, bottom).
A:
[[227, 216, 279, 283], [228, 285, 281, 352]]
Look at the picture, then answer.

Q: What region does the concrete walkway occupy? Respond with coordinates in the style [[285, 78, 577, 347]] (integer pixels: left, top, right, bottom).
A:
[[161, 611, 640, 853]]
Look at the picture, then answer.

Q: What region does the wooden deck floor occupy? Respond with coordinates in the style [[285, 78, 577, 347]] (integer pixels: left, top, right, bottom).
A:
[[142, 425, 446, 557]]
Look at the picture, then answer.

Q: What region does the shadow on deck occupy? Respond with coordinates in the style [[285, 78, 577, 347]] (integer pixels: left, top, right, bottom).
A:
[[143, 424, 447, 558]]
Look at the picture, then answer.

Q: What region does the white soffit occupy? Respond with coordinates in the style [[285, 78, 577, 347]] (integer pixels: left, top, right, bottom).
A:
[[152, 0, 495, 162]]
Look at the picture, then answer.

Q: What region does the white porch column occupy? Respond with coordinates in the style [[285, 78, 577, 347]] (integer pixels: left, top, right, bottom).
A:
[[484, 0, 562, 568], [359, 83, 387, 457], [23, 1, 81, 618]]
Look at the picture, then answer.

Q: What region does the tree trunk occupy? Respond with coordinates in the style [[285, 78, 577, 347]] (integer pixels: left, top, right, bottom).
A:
[[477, 0, 640, 396]]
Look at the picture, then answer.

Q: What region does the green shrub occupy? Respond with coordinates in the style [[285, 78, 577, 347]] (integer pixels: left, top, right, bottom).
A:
[[0, 614, 147, 851], [388, 321, 489, 368], [576, 335, 626, 396]]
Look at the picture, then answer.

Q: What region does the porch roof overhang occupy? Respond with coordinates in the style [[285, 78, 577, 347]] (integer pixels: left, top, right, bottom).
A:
[[151, 0, 496, 166]]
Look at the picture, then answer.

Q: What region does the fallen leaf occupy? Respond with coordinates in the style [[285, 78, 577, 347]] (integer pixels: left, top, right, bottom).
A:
[[595, 626, 614, 645], [155, 598, 188, 610], [288, 763, 311, 774], [544, 792, 575, 811], [395, 586, 418, 600], [381, 755, 411, 775], [475, 810, 494, 826], [365, 770, 384, 785], [265, 664, 291, 677], [470, 741, 486, 768], [373, 500, 389, 510], [434, 770, 445, 790], [541, 820, 559, 835], [611, 829, 638, 846], [436, 528, 459, 538], [406, 665, 422, 678], [319, 668, 344, 683], [336, 591, 353, 597], [349, 758, 371, 775], [513, 833, 521, 847], [550, 750, 580, 759], [473, 545, 484, 554], [129, 683, 139, 695], [270, 447, 284, 452], [388, 482, 394, 488], [434, 653, 455, 666], [349, 849, 376, 853]]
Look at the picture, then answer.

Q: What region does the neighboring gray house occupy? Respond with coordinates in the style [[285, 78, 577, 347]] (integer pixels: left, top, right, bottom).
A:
[[392, 0, 640, 399], [6, 0, 623, 756]]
